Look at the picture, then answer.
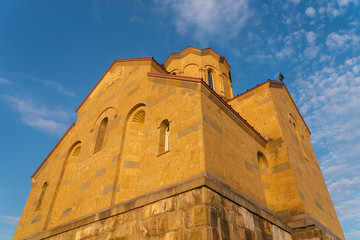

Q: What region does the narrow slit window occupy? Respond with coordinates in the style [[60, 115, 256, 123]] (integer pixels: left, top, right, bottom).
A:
[[35, 182, 48, 210], [94, 117, 108, 153], [159, 120, 170, 154], [208, 70, 214, 89], [165, 125, 170, 151]]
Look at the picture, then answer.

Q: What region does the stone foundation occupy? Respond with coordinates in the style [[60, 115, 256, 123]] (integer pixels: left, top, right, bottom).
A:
[[23, 174, 339, 240]]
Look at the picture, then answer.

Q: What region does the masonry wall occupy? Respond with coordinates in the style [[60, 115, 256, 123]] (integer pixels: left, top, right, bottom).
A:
[[14, 126, 78, 239], [228, 83, 303, 216], [23, 186, 293, 240], [200, 85, 269, 208], [228, 81, 344, 239], [14, 60, 207, 239], [269, 86, 344, 239]]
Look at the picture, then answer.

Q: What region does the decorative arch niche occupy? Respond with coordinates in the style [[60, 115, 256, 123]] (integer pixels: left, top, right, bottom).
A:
[[257, 151, 275, 211], [47, 141, 82, 226], [119, 105, 146, 194], [183, 63, 200, 77]]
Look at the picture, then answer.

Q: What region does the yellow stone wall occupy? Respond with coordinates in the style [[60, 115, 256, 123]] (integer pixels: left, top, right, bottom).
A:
[[200, 85, 268, 206], [228, 83, 303, 215], [14, 59, 207, 239], [269, 86, 343, 239], [228, 81, 344, 239]]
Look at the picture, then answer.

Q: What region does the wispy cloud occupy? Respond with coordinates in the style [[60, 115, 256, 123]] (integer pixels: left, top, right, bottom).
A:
[[155, 0, 251, 43], [275, 46, 294, 59], [0, 186, 5, 195], [0, 214, 20, 225], [345, 230, 360, 239], [288, 0, 301, 5], [0, 77, 11, 84], [91, 0, 103, 22], [30, 77, 76, 97], [2, 95, 75, 136], [337, 0, 359, 7], [0, 228, 15, 240], [326, 30, 360, 49], [328, 177, 360, 201], [41, 80, 76, 97], [303, 46, 320, 59]]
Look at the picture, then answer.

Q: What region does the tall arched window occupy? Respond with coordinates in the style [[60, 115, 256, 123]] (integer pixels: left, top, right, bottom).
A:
[[159, 120, 170, 154], [94, 117, 108, 153], [35, 182, 48, 210], [208, 70, 214, 89]]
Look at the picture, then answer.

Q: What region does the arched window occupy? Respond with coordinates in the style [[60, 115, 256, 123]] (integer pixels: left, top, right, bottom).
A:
[[159, 120, 170, 154], [35, 182, 48, 210], [208, 70, 214, 89], [94, 117, 108, 153]]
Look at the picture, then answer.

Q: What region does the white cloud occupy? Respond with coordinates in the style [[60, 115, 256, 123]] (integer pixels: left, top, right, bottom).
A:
[[349, 20, 360, 26], [328, 177, 360, 199], [0, 77, 11, 84], [155, 0, 250, 42], [335, 196, 360, 221], [322, 1, 342, 17], [303, 46, 319, 59], [337, 0, 359, 7], [41, 80, 76, 97], [2, 95, 75, 136], [0, 214, 20, 225], [319, 54, 334, 63], [305, 7, 316, 17], [346, 230, 360, 239], [351, 65, 360, 75], [30, 77, 76, 97], [305, 31, 317, 45], [326, 30, 360, 49], [275, 46, 294, 59], [288, 0, 301, 5]]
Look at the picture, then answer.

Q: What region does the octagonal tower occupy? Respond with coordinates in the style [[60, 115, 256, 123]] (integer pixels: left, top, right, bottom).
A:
[[164, 47, 234, 99]]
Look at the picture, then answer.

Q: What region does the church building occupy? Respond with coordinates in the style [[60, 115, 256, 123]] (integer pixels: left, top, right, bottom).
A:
[[14, 47, 344, 240]]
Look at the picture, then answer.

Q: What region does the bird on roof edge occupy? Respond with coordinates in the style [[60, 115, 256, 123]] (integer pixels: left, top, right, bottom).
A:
[[279, 72, 284, 82]]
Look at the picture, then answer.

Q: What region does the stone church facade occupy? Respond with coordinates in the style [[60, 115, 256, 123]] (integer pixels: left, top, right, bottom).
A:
[[14, 47, 344, 240]]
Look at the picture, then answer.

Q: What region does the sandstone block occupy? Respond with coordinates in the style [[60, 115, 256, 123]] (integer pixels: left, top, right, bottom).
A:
[[193, 205, 208, 227]]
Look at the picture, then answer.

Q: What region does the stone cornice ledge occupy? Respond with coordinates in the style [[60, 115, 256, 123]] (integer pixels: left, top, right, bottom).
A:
[[25, 172, 294, 239], [285, 213, 342, 240]]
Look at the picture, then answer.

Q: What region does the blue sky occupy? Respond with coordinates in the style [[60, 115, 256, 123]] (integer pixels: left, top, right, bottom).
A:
[[0, 0, 359, 239]]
